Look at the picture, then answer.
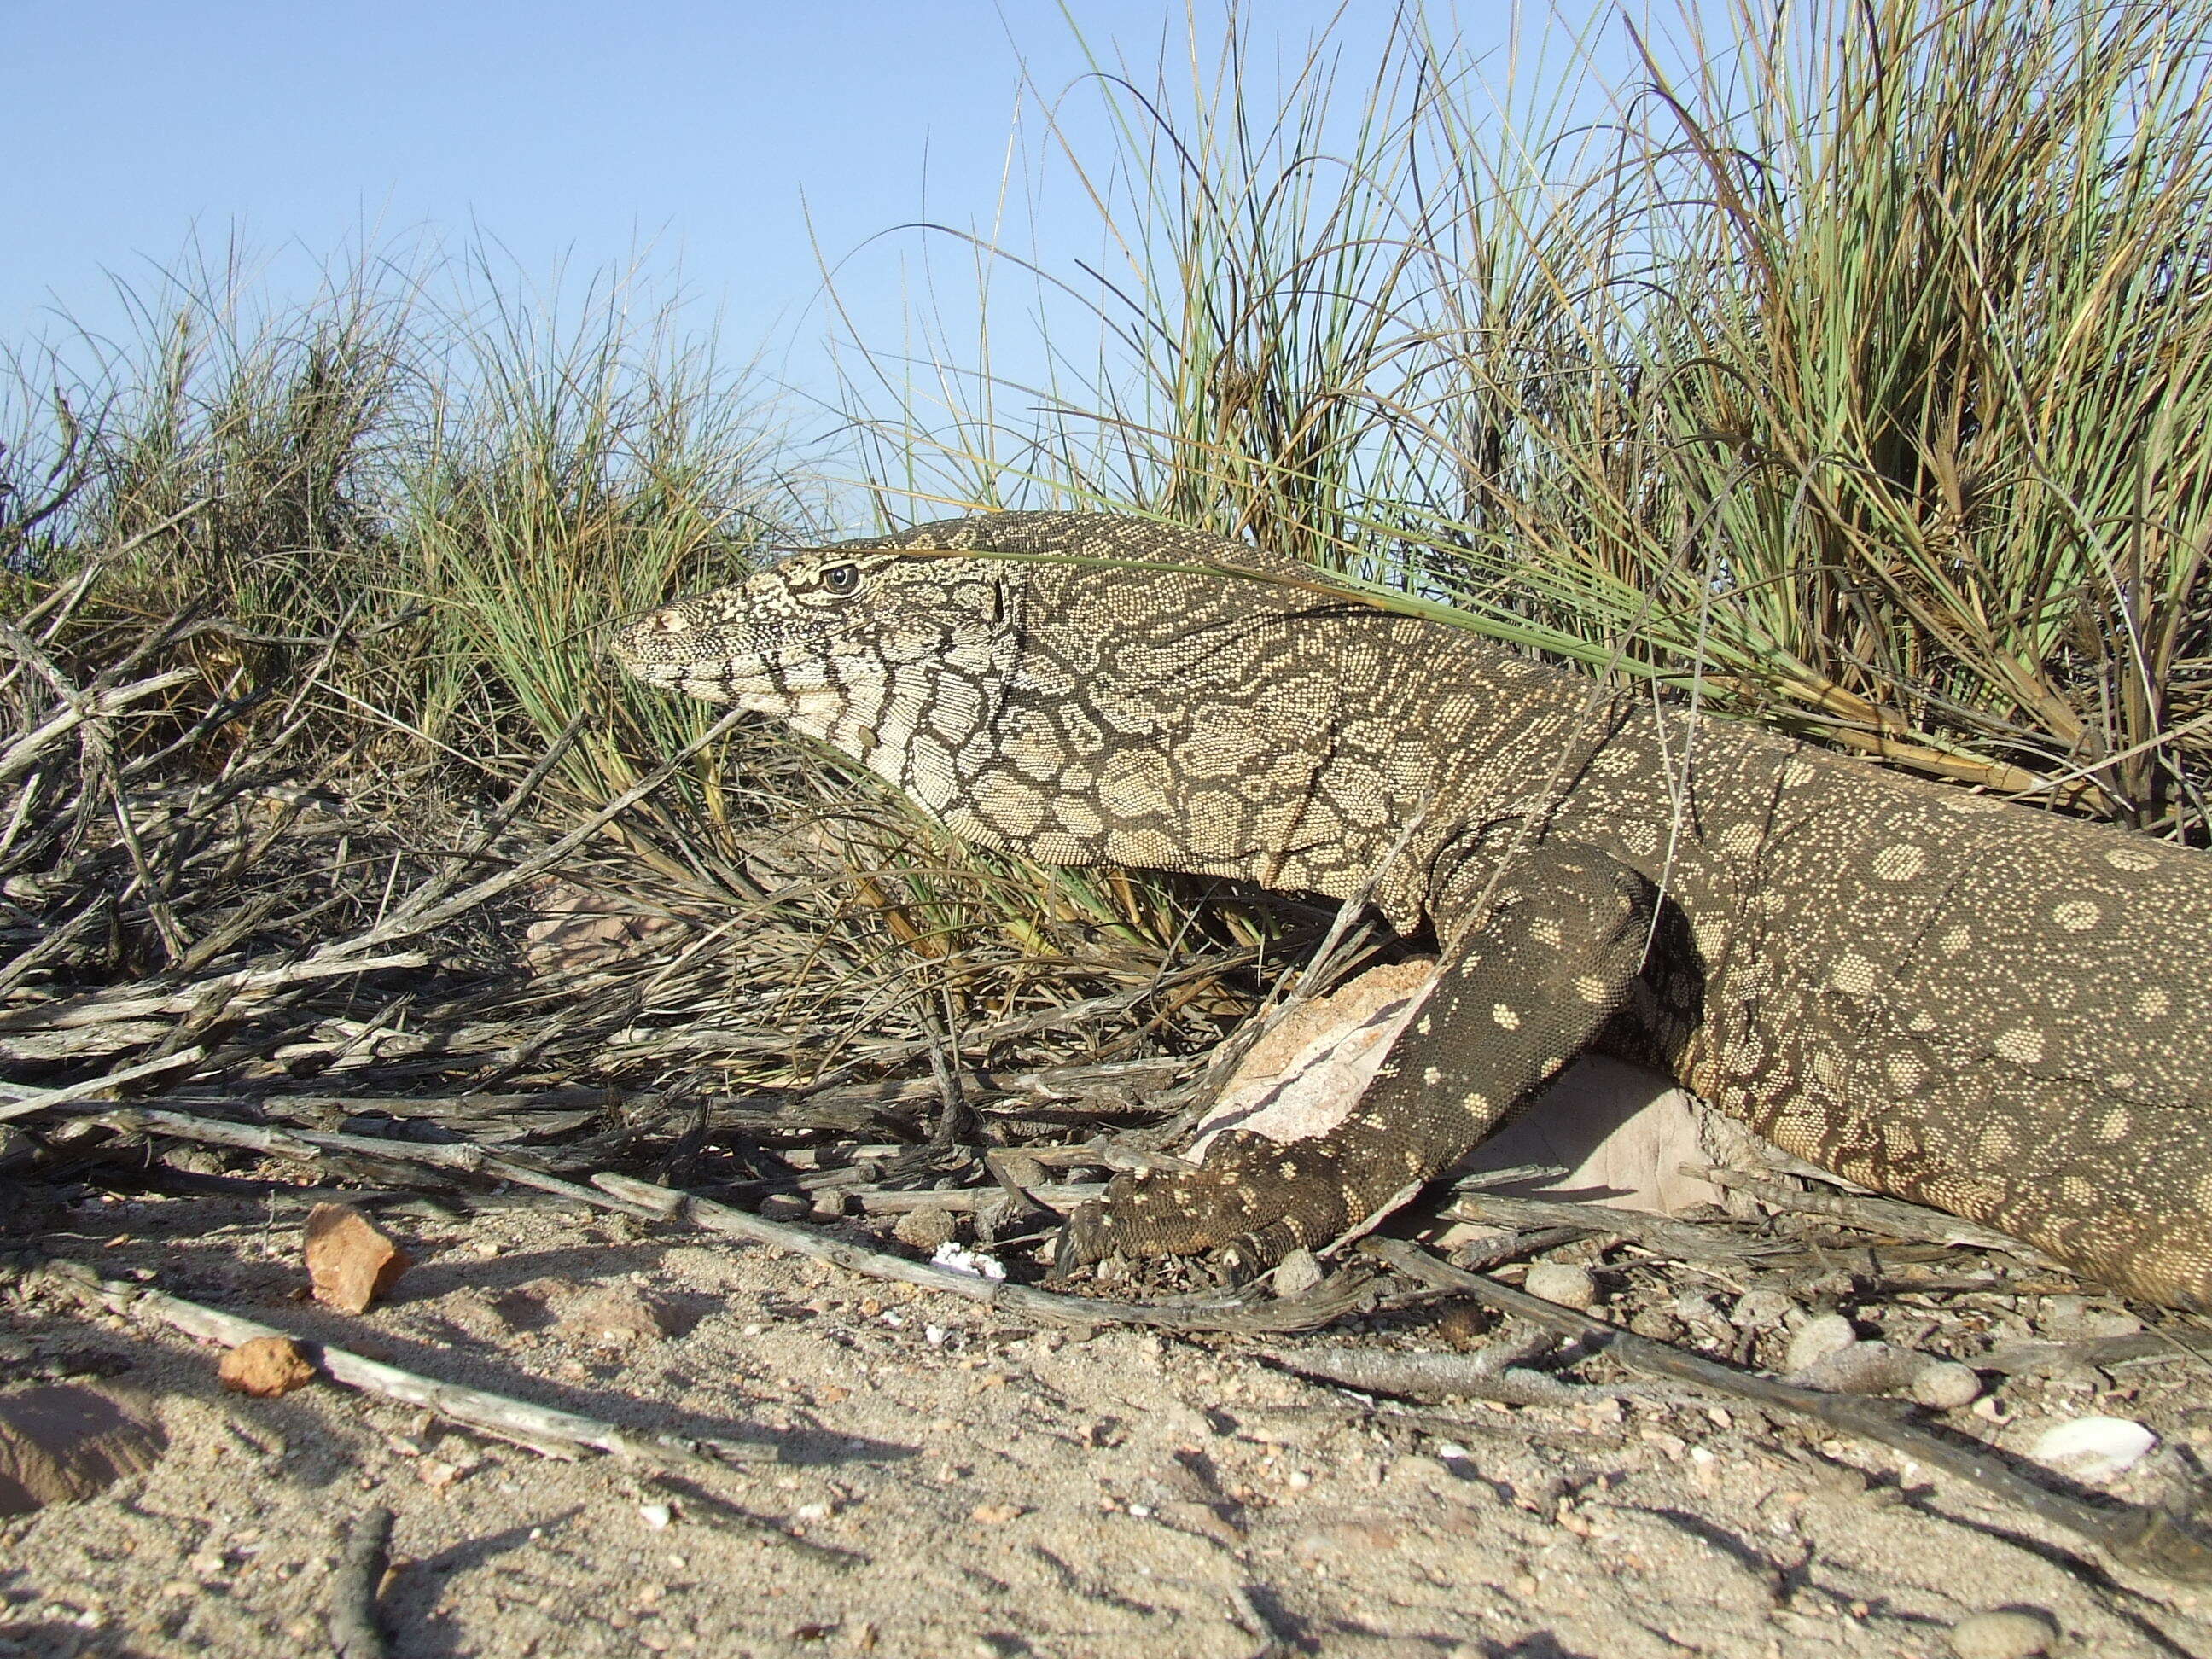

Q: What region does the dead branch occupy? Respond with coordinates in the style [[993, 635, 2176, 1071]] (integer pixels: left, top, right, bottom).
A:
[[1688, 1164, 2063, 1265], [1444, 1190, 1783, 1266], [1267, 1344, 1607, 1406], [329, 1505, 393, 1659], [0, 1048, 209, 1121], [1982, 1330, 2212, 1376], [20, 1254, 772, 1469], [1364, 1237, 2212, 1585]]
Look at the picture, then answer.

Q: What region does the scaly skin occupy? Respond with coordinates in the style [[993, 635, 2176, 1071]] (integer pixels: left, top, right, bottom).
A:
[[613, 512, 2212, 1310]]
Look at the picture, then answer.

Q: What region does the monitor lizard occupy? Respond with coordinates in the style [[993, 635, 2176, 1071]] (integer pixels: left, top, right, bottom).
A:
[[612, 512, 2212, 1311]]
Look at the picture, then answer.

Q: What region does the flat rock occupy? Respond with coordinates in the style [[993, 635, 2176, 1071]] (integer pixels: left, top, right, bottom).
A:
[[1291, 1516, 1406, 1557], [1950, 1608, 2058, 1658], [0, 1385, 168, 1514], [303, 1202, 411, 1314], [1191, 961, 1766, 1218], [2035, 1295, 2143, 1342], [521, 877, 684, 975]]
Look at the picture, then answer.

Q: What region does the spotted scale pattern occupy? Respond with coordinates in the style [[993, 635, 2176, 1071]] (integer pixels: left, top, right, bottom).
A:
[[613, 512, 2212, 1310]]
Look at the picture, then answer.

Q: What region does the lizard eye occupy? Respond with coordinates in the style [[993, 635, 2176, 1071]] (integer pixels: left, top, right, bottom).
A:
[[819, 562, 862, 596]]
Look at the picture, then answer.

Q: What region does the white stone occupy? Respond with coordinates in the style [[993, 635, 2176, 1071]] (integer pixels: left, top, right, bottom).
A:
[[2030, 1416, 2155, 1481]]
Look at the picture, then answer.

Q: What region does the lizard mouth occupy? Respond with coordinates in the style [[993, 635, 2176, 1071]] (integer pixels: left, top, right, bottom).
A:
[[609, 610, 753, 688], [609, 606, 805, 711]]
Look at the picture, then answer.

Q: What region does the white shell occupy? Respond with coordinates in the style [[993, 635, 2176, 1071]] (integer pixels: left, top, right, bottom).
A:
[[930, 1241, 1006, 1281], [2029, 1415, 2156, 1481]]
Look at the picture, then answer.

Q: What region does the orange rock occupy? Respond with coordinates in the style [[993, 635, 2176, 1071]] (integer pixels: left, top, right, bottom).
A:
[[303, 1203, 411, 1314], [218, 1336, 317, 1398]]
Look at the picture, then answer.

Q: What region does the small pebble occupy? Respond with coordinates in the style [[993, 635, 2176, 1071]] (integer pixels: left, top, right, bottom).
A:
[[893, 1207, 963, 1251], [1627, 1307, 1684, 1342], [1949, 1607, 2058, 1659], [1522, 1263, 1597, 1311], [638, 1503, 674, 1529], [1908, 1360, 1983, 1410], [1271, 1249, 1324, 1298], [1784, 1313, 1858, 1373], [1731, 1289, 1794, 1330]]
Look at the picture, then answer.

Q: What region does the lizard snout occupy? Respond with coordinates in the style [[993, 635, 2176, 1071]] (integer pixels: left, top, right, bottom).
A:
[[609, 603, 701, 672]]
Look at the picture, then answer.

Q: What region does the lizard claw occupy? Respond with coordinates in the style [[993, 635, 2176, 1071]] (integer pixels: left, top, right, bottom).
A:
[[1055, 1200, 1116, 1272]]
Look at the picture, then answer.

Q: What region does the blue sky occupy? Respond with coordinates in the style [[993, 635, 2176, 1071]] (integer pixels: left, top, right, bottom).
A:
[[3, 3, 1651, 434]]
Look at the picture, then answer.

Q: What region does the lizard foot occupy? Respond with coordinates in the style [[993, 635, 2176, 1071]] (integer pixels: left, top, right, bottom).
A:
[[1058, 1130, 1360, 1278]]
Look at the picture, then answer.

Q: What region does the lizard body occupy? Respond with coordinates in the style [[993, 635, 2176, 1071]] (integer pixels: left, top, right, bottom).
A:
[[613, 513, 2212, 1310]]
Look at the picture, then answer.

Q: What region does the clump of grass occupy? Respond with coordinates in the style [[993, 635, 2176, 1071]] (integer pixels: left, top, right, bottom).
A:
[[3, 247, 412, 637], [851, 0, 2212, 840], [0, 240, 1257, 1074]]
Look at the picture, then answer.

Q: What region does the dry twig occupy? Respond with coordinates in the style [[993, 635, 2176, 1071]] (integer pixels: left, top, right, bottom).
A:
[[1688, 1164, 2062, 1265], [1443, 1190, 1784, 1266], [1364, 1237, 2212, 1584], [586, 1170, 1377, 1335], [18, 1254, 774, 1467], [329, 1505, 394, 1659]]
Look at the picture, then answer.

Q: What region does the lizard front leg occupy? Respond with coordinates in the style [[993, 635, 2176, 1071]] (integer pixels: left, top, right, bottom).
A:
[[1062, 845, 1659, 1274]]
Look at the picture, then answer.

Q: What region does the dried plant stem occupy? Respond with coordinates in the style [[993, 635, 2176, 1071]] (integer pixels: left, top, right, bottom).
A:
[[1442, 1191, 1782, 1267], [329, 1505, 393, 1659], [1688, 1165, 2062, 1265], [1365, 1237, 2212, 1584], [22, 1254, 764, 1468], [65, 1103, 669, 1218], [0, 1049, 209, 1121], [585, 1171, 1372, 1335]]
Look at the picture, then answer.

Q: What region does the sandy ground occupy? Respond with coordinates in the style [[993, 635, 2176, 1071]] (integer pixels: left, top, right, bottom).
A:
[[3, 1184, 2212, 1659]]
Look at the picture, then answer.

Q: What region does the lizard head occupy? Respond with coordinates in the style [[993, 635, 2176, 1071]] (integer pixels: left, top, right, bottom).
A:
[[609, 546, 1021, 724]]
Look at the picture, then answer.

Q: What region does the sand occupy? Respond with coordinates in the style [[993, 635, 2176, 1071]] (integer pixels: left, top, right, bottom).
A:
[[3, 1183, 2211, 1659]]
